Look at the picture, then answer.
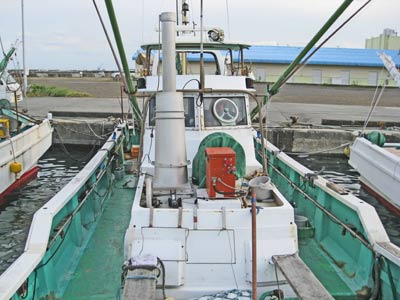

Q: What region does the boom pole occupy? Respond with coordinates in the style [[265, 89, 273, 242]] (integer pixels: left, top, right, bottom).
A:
[[250, 0, 353, 120], [104, 0, 142, 126], [0, 47, 17, 74]]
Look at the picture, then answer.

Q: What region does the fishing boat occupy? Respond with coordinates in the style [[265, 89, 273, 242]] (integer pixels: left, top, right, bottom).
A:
[[349, 135, 400, 215], [1, 1, 399, 300], [349, 53, 400, 215], [0, 45, 52, 202]]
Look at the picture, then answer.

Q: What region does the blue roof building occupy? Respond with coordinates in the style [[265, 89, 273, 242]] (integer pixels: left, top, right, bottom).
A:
[[242, 46, 400, 86], [244, 46, 400, 68]]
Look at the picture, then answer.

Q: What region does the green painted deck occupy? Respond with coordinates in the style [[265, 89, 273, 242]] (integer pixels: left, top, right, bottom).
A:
[[299, 238, 355, 300], [62, 178, 135, 300]]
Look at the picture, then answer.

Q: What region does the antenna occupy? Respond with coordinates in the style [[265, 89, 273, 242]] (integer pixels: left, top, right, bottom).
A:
[[199, 0, 204, 103]]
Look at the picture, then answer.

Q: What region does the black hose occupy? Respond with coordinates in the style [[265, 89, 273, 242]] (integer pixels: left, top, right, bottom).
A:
[[157, 257, 166, 300], [370, 255, 382, 300]]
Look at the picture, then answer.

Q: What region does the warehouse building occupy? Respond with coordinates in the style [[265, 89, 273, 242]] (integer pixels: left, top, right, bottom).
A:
[[365, 29, 400, 50], [245, 46, 400, 87], [133, 43, 400, 87]]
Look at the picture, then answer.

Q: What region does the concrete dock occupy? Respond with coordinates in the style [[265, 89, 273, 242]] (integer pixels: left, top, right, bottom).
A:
[[18, 92, 400, 154]]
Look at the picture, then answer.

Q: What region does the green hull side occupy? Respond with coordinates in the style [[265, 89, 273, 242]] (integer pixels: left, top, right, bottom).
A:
[[254, 138, 400, 300]]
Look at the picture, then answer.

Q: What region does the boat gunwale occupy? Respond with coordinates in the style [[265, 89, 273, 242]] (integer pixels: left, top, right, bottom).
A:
[[258, 134, 400, 267], [0, 124, 124, 300], [0, 119, 52, 168]]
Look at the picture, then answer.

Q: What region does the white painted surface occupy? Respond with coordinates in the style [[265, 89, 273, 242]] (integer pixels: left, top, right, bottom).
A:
[[349, 137, 400, 210], [0, 126, 122, 300], [0, 119, 53, 194], [125, 175, 297, 298], [312, 69, 322, 84]]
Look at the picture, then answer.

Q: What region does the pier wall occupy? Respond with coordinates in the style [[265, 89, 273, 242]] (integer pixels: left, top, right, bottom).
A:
[[51, 118, 400, 156]]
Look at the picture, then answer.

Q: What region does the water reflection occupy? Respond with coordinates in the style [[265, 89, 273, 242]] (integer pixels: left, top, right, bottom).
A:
[[294, 155, 400, 246], [0, 145, 91, 273]]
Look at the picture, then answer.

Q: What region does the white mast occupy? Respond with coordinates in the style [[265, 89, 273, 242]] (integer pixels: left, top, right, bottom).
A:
[[21, 0, 28, 96], [379, 52, 400, 88]]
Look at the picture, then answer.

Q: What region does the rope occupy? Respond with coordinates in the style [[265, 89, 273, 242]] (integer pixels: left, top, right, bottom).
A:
[[53, 127, 99, 162], [361, 76, 388, 134], [285, 142, 351, 156]]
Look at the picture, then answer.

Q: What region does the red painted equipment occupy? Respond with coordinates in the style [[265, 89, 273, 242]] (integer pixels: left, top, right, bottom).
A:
[[205, 147, 236, 198]]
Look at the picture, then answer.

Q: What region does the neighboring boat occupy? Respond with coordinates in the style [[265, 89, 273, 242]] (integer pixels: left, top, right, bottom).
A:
[[0, 45, 53, 201], [349, 135, 400, 215], [349, 52, 400, 215], [1, 1, 399, 300]]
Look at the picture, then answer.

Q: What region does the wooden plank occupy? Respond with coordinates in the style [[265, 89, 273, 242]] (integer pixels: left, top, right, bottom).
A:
[[273, 254, 333, 300], [123, 269, 157, 300]]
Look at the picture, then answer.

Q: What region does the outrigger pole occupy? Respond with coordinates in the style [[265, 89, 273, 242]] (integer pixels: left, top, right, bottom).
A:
[[250, 0, 353, 120], [104, 0, 143, 127]]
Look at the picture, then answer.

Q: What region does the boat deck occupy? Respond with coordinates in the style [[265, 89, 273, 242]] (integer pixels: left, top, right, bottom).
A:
[[299, 238, 355, 299], [62, 178, 135, 300]]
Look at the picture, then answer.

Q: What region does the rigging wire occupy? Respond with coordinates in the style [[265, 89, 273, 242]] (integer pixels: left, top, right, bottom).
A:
[[276, 0, 372, 92], [361, 77, 388, 134]]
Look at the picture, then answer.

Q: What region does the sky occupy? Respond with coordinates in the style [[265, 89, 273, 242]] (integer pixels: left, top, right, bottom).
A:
[[0, 0, 398, 70]]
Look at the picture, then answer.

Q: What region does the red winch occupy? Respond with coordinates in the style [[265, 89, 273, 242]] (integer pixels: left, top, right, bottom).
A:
[[205, 147, 236, 198]]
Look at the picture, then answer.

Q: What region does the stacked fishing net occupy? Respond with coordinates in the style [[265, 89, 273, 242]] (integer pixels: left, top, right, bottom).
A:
[[192, 289, 251, 300]]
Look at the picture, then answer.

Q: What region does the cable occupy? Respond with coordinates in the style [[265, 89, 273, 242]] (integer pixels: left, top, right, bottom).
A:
[[275, 0, 372, 93], [53, 127, 99, 162], [157, 257, 166, 300], [285, 142, 351, 156], [361, 76, 388, 134], [274, 263, 282, 300]]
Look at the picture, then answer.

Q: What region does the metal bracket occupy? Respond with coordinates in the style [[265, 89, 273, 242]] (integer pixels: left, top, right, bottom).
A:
[[303, 167, 325, 187]]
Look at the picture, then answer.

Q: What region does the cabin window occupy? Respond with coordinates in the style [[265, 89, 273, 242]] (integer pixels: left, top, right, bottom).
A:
[[148, 96, 195, 127], [203, 96, 247, 127]]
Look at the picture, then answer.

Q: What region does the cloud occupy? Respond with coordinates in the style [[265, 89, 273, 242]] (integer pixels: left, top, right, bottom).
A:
[[1, 0, 398, 69]]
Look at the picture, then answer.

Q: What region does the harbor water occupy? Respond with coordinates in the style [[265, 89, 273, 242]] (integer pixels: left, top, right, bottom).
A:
[[0, 150, 399, 274], [0, 145, 94, 274]]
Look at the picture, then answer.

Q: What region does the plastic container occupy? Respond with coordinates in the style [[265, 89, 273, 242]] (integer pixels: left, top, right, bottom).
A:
[[248, 176, 273, 200], [295, 215, 308, 228], [131, 146, 140, 158]]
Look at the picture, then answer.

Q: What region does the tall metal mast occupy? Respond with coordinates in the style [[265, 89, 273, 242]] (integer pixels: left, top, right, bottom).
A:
[[21, 0, 27, 96]]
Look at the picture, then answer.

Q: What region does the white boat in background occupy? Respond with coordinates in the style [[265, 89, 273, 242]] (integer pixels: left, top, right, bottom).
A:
[[349, 51, 400, 215], [1, 1, 400, 300], [349, 136, 400, 215], [0, 45, 53, 202], [0, 113, 52, 201]]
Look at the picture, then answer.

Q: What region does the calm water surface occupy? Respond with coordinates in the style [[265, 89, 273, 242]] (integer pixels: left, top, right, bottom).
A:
[[294, 154, 400, 246], [0, 146, 91, 273], [0, 150, 399, 274]]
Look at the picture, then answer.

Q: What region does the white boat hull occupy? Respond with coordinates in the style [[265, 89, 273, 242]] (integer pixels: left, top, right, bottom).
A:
[[349, 137, 400, 213], [0, 119, 53, 196]]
